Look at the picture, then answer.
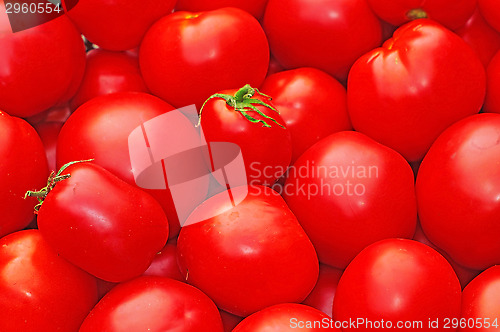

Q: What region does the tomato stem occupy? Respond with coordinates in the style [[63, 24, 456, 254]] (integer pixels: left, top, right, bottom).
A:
[[406, 8, 428, 20], [198, 84, 285, 129]]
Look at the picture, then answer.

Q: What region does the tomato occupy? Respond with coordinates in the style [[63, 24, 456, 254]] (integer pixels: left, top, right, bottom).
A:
[[263, 0, 382, 82], [416, 113, 500, 270], [302, 264, 343, 317], [142, 241, 184, 282], [220, 310, 243, 332], [33, 121, 63, 172], [36, 162, 169, 282], [266, 55, 285, 77], [0, 2, 85, 117], [70, 49, 148, 110], [333, 239, 461, 331], [261, 68, 352, 163], [233, 303, 340, 331], [484, 51, 500, 114], [0, 112, 48, 238], [25, 104, 72, 126], [80, 276, 224, 331], [199, 85, 292, 185], [177, 185, 319, 316], [175, 0, 268, 18], [348, 19, 485, 161], [456, 9, 500, 68], [461, 266, 500, 331], [0, 230, 97, 332], [367, 0, 476, 30], [478, 0, 500, 34], [140, 8, 269, 108], [62, 0, 176, 51], [283, 131, 416, 269], [56, 92, 195, 238]]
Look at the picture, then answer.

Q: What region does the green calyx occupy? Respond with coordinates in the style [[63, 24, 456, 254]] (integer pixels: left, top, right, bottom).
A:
[[198, 84, 285, 128], [407, 8, 428, 20], [24, 159, 94, 213]]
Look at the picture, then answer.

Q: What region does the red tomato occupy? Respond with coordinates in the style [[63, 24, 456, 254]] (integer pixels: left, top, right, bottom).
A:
[[261, 68, 352, 163], [0, 230, 97, 332], [416, 113, 500, 270], [175, 0, 268, 18], [36, 162, 169, 282], [484, 51, 500, 114], [367, 0, 476, 30], [233, 303, 340, 331], [0, 112, 48, 237], [333, 239, 461, 331], [478, 0, 500, 34], [461, 266, 500, 331], [56, 92, 191, 238], [0, 2, 85, 117], [140, 8, 269, 108], [283, 131, 417, 269], [70, 49, 148, 110], [302, 264, 343, 317], [33, 121, 63, 172], [199, 85, 292, 185], [143, 241, 184, 282], [263, 0, 382, 82], [79, 276, 224, 331], [266, 55, 285, 77], [220, 310, 243, 332], [456, 9, 500, 68], [25, 104, 72, 126], [348, 19, 485, 161], [177, 185, 319, 316], [62, 0, 176, 51]]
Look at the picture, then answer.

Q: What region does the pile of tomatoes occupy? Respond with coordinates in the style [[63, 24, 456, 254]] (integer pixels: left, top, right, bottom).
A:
[[1, 0, 500, 331]]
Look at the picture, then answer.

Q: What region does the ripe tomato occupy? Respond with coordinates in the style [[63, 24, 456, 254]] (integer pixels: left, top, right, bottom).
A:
[[484, 51, 500, 114], [461, 266, 500, 330], [70, 49, 148, 110], [177, 186, 319, 317], [0, 3, 85, 117], [142, 241, 184, 282], [79, 276, 224, 331], [263, 0, 382, 82], [175, 0, 268, 18], [36, 162, 169, 282], [367, 0, 476, 30], [283, 131, 417, 269], [416, 113, 500, 270], [0, 112, 48, 238], [302, 264, 343, 317], [333, 239, 461, 331], [478, 0, 500, 34], [0, 230, 97, 332], [62, 0, 176, 51], [199, 85, 292, 185], [456, 9, 500, 68], [233, 303, 340, 331], [348, 19, 485, 161], [140, 8, 269, 108], [33, 121, 63, 172], [261, 68, 352, 163]]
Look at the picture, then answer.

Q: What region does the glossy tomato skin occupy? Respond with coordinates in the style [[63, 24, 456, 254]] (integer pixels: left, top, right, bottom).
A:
[[302, 264, 343, 317], [484, 51, 500, 114], [461, 266, 500, 330], [140, 8, 269, 108], [333, 239, 461, 331], [175, 0, 268, 18], [0, 230, 98, 332], [263, 0, 382, 82], [62, 0, 176, 51], [261, 68, 352, 163], [0, 112, 48, 238], [478, 0, 500, 34], [142, 241, 184, 282], [37, 163, 169, 282], [70, 49, 148, 110], [348, 19, 485, 161], [233, 303, 340, 331], [416, 113, 500, 270], [57, 92, 191, 238], [367, 0, 476, 30], [177, 186, 319, 317], [283, 131, 417, 269], [0, 4, 85, 117], [80, 276, 224, 332], [33, 121, 63, 172], [200, 88, 292, 185], [456, 9, 500, 68]]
